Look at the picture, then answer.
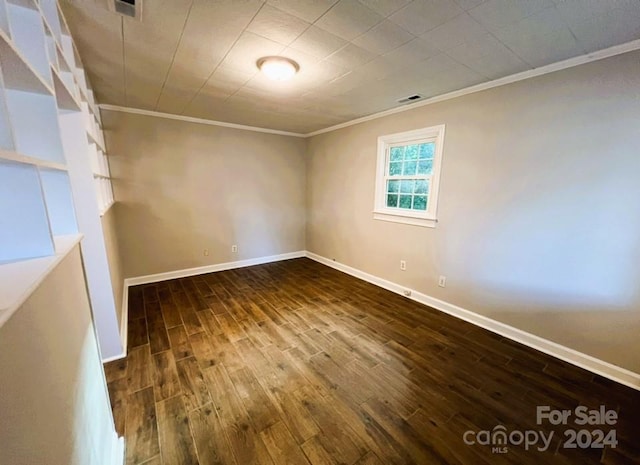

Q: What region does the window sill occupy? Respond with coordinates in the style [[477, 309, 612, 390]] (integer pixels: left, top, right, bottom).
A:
[[0, 234, 83, 328], [373, 211, 438, 228]]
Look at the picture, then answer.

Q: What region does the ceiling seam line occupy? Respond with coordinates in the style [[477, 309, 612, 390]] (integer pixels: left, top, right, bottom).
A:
[[463, 10, 536, 72], [153, 0, 196, 111], [553, 5, 588, 56], [178, 1, 267, 115], [121, 17, 127, 105]]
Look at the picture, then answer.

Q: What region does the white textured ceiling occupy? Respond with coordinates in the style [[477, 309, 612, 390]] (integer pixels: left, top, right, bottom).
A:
[[61, 0, 640, 134]]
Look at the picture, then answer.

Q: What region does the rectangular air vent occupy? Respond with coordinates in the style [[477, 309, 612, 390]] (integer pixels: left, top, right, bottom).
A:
[[109, 0, 142, 20], [397, 94, 424, 104]]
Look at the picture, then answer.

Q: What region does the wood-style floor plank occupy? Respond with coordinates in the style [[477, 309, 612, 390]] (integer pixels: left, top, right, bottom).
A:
[[189, 403, 238, 465], [260, 421, 311, 465], [139, 456, 162, 465], [107, 378, 127, 436], [156, 396, 199, 465], [152, 351, 181, 402], [227, 366, 280, 433], [176, 356, 211, 412], [301, 437, 337, 465], [167, 325, 194, 361], [106, 258, 640, 465], [354, 452, 384, 465], [293, 385, 368, 465], [128, 317, 149, 349], [203, 364, 274, 465], [126, 345, 152, 393], [125, 387, 159, 465]]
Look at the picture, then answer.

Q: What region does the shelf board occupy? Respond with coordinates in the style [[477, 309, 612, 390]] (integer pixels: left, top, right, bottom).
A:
[[0, 234, 82, 327], [38, 7, 63, 54], [6, 0, 38, 11], [87, 129, 105, 151], [55, 41, 72, 73], [0, 148, 67, 170], [100, 200, 115, 217], [52, 67, 80, 111], [0, 29, 54, 95]]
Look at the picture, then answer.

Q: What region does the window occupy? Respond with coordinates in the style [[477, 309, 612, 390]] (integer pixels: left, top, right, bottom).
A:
[[373, 125, 445, 228]]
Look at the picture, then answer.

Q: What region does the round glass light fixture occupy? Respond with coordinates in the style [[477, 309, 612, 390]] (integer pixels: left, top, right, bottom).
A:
[[257, 56, 299, 81]]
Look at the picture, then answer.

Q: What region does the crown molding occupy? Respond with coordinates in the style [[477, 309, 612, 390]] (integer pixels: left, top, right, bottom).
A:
[[305, 38, 640, 137], [98, 104, 307, 138], [99, 39, 640, 139]]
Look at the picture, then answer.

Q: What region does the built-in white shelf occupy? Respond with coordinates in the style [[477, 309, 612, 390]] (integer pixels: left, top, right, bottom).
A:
[[45, 27, 58, 72], [0, 148, 66, 170], [86, 117, 105, 150], [0, 29, 53, 94], [90, 142, 113, 215], [52, 66, 80, 111], [0, 0, 119, 357], [94, 176, 114, 215], [6, 0, 52, 88], [40, 167, 77, 235], [59, 32, 73, 69], [0, 0, 11, 37], [0, 159, 55, 262], [40, 0, 61, 44], [5, 88, 66, 162], [6, 0, 38, 11], [0, 233, 82, 327], [0, 79, 13, 150]]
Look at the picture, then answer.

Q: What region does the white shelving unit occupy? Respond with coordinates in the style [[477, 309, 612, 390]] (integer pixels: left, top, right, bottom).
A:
[[0, 0, 120, 359]]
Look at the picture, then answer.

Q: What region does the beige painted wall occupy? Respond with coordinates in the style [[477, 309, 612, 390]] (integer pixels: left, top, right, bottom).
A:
[[0, 246, 119, 465], [306, 50, 640, 372], [102, 206, 125, 330], [102, 111, 307, 279]]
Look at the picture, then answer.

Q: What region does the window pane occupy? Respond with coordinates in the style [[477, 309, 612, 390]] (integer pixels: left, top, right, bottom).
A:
[[400, 180, 414, 193], [405, 144, 419, 160], [399, 195, 412, 209], [387, 180, 399, 193], [413, 195, 427, 210], [390, 146, 404, 162], [419, 143, 435, 159], [402, 161, 417, 175], [389, 162, 402, 175], [386, 194, 398, 207], [414, 179, 429, 194], [417, 159, 433, 175]]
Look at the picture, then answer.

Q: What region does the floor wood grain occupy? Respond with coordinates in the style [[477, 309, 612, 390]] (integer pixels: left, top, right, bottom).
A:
[[106, 258, 640, 465]]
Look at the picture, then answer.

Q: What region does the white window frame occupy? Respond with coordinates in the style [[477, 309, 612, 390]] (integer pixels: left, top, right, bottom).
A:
[[373, 125, 445, 228]]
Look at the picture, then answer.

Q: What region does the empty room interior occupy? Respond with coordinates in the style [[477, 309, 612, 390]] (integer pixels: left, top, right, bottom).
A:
[[1, 0, 640, 464]]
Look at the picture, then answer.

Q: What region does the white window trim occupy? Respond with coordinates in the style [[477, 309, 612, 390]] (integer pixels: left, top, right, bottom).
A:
[[373, 125, 445, 228]]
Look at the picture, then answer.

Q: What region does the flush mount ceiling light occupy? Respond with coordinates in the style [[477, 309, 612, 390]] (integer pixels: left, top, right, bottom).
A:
[[257, 56, 299, 81]]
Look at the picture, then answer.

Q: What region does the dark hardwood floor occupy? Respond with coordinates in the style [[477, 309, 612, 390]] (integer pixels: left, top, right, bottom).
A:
[[104, 258, 640, 465]]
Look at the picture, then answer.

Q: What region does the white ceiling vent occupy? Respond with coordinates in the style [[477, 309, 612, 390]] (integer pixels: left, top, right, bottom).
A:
[[397, 94, 424, 104], [109, 0, 142, 20]]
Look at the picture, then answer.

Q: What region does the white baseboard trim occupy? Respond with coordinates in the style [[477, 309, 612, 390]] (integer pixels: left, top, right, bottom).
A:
[[110, 434, 124, 465], [102, 352, 126, 363], [125, 251, 307, 286], [101, 288, 129, 363], [102, 251, 307, 363], [305, 251, 640, 391], [120, 285, 129, 356], [102, 248, 640, 390]]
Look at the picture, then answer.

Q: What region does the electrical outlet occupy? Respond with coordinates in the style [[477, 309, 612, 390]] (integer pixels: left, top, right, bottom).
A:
[[203, 248, 209, 256], [231, 245, 238, 253], [400, 260, 406, 271], [438, 275, 446, 287]]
